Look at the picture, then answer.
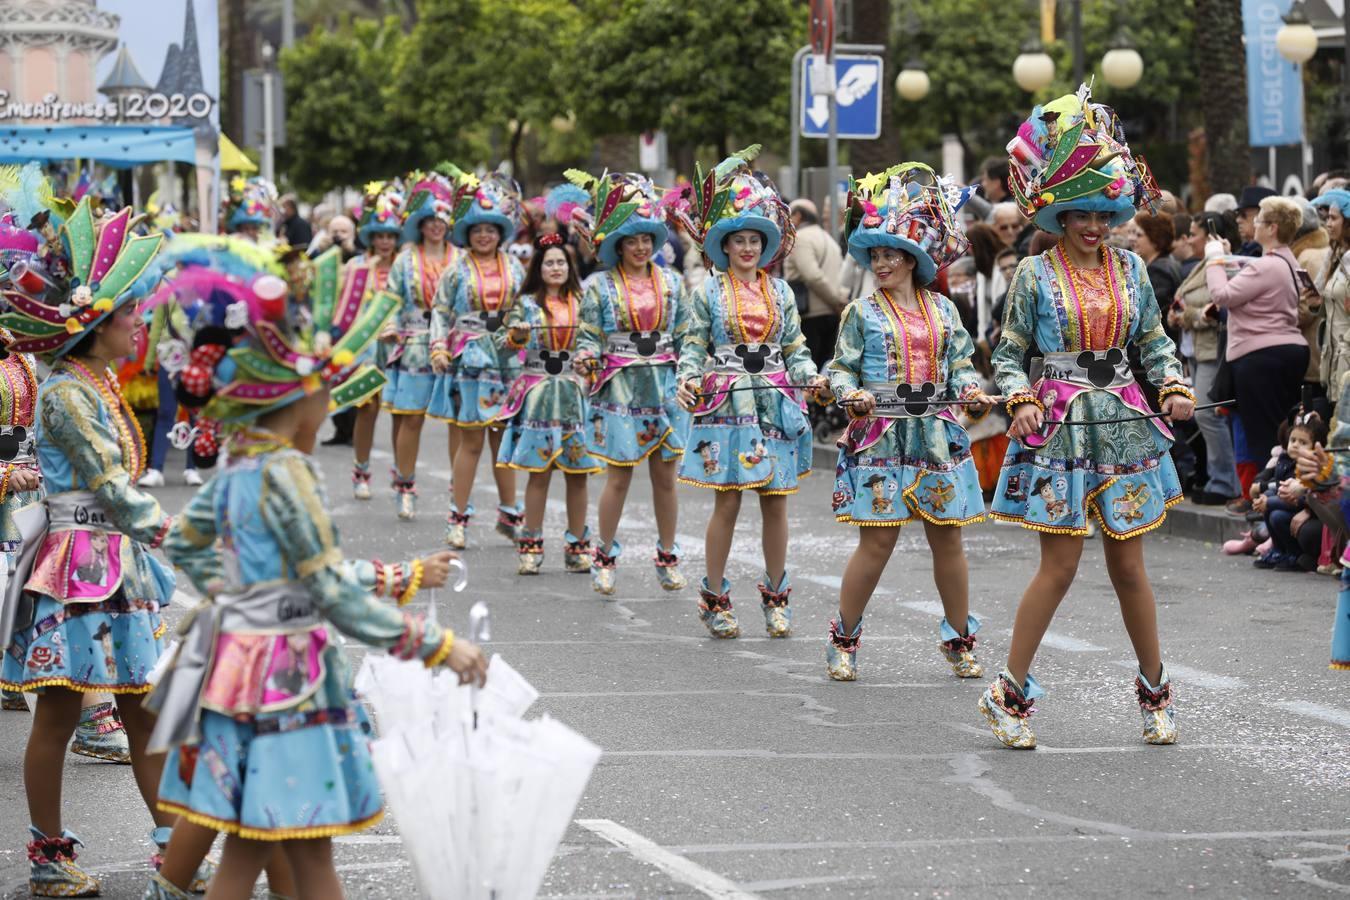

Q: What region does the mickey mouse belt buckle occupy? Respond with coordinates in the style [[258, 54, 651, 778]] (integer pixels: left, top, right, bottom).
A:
[[1041, 349, 1133, 390], [712, 342, 785, 376], [865, 381, 944, 418], [606, 331, 672, 359], [0, 425, 32, 462], [457, 311, 504, 335], [524, 348, 575, 378]]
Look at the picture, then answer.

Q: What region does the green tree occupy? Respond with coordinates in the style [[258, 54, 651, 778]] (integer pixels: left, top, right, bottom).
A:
[[278, 16, 413, 195], [1192, 0, 1250, 195], [570, 0, 805, 158]]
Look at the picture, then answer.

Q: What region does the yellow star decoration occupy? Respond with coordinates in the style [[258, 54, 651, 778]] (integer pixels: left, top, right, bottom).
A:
[[364, 180, 385, 197], [230, 175, 247, 194], [855, 171, 889, 198]]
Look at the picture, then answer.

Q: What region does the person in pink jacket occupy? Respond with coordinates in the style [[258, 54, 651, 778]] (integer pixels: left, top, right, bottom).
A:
[[1204, 195, 1309, 472]]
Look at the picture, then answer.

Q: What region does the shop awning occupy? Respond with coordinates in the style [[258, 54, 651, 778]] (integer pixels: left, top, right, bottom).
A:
[[0, 124, 198, 167]]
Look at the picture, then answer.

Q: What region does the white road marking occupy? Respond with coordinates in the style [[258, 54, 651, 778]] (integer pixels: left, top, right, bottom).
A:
[[1030, 630, 1106, 652], [1112, 660, 1246, 691], [1273, 700, 1350, 730], [576, 819, 763, 900]]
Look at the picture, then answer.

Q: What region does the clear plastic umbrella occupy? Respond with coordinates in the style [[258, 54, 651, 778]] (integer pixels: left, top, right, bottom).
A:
[[357, 560, 601, 899]]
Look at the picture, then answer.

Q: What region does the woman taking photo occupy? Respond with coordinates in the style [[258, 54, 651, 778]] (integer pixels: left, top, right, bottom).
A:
[[565, 171, 690, 596], [430, 169, 526, 549], [1314, 189, 1350, 397], [498, 234, 601, 574], [825, 163, 994, 682], [983, 88, 1195, 750], [674, 147, 829, 639]]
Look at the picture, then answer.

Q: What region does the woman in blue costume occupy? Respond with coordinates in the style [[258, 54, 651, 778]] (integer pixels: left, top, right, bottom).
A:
[[562, 171, 690, 596], [824, 163, 996, 683], [349, 179, 405, 502], [672, 146, 829, 640], [978, 86, 1195, 750], [429, 168, 526, 549], [384, 171, 457, 520], [498, 233, 601, 575], [141, 236, 488, 899], [0, 197, 181, 897]]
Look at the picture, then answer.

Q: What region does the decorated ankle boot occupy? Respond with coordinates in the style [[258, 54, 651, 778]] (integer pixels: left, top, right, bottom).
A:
[[394, 475, 417, 521], [1135, 666, 1177, 745], [445, 504, 471, 549], [978, 668, 1043, 749], [939, 615, 983, 678], [757, 572, 792, 638], [143, 871, 193, 900], [2, 688, 28, 710], [516, 530, 544, 575], [496, 504, 524, 542], [150, 826, 214, 894], [352, 462, 372, 500], [591, 540, 620, 595], [653, 542, 687, 591], [825, 615, 863, 681], [28, 826, 99, 897], [564, 529, 592, 574], [70, 700, 130, 763], [697, 577, 740, 639]]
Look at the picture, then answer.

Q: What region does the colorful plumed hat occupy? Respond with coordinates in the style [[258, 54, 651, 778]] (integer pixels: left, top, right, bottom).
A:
[[442, 163, 522, 248], [358, 179, 406, 245], [399, 169, 455, 244], [225, 175, 278, 232], [843, 162, 973, 286], [1006, 83, 1160, 235], [671, 145, 794, 272], [147, 235, 397, 423], [554, 170, 670, 269], [0, 195, 163, 362]]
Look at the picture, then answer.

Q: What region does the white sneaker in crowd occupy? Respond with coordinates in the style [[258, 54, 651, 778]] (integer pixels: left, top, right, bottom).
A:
[[137, 469, 165, 488], [183, 470, 204, 487]]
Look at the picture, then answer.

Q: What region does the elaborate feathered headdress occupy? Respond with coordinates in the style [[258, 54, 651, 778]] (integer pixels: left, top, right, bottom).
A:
[[843, 162, 973, 285], [225, 176, 278, 232], [670, 145, 794, 272], [439, 163, 522, 248], [399, 169, 455, 243], [358, 179, 405, 244], [553, 170, 669, 268], [1006, 83, 1161, 234], [147, 236, 396, 423]]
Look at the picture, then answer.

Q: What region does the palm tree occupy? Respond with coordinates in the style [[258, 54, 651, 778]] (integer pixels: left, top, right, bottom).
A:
[[1192, 0, 1250, 195], [846, 0, 902, 178]]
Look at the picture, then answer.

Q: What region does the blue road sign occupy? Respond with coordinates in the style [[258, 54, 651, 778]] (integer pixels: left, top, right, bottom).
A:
[[800, 54, 883, 140]]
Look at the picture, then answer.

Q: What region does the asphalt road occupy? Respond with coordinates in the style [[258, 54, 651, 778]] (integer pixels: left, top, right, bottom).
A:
[[2, 421, 1349, 898]]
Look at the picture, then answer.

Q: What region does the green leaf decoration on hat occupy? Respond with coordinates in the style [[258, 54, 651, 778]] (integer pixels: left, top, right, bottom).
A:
[[308, 247, 341, 335], [564, 168, 595, 189], [230, 346, 300, 383], [0, 313, 62, 336], [330, 365, 386, 411], [1043, 120, 1087, 187], [592, 173, 641, 239], [1047, 167, 1120, 202], [92, 232, 162, 302], [330, 289, 397, 363], [61, 199, 96, 283]]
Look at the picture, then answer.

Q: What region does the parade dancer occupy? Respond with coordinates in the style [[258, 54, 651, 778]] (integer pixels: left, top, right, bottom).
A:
[[0, 197, 181, 896], [140, 235, 488, 899], [979, 87, 1194, 749], [498, 234, 601, 574], [350, 180, 405, 501], [384, 170, 457, 519], [429, 168, 526, 549], [672, 146, 829, 639], [825, 164, 996, 681], [560, 171, 690, 595], [222, 176, 278, 244]]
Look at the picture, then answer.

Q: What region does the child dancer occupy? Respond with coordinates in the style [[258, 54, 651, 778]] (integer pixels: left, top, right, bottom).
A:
[[981, 87, 1195, 749], [825, 164, 995, 681], [0, 197, 179, 896], [142, 236, 488, 899], [429, 168, 526, 548], [498, 233, 601, 574], [672, 147, 829, 638], [561, 171, 689, 595]]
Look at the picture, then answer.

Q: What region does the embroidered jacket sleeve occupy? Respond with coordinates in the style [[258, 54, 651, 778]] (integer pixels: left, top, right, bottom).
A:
[[430, 263, 459, 353], [576, 275, 606, 362], [499, 296, 532, 351], [666, 269, 688, 357], [676, 282, 714, 384], [777, 279, 818, 383], [342, 558, 424, 602], [941, 295, 983, 398], [42, 379, 171, 546], [1129, 255, 1186, 387], [261, 453, 452, 664], [991, 257, 1039, 398], [163, 478, 223, 591], [386, 251, 408, 311], [826, 301, 865, 397]]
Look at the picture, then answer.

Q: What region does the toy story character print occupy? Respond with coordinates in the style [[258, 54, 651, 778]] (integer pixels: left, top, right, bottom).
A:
[[864, 473, 897, 515], [695, 440, 721, 476], [92, 621, 117, 679], [739, 439, 768, 469], [1003, 470, 1027, 503], [1033, 476, 1069, 521], [591, 412, 606, 448], [1112, 481, 1151, 524], [920, 476, 956, 514]]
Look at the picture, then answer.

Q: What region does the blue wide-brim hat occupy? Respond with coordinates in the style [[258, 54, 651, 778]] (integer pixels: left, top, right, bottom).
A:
[[452, 207, 516, 248], [597, 216, 669, 268], [1313, 189, 1350, 218], [400, 204, 449, 244], [703, 214, 782, 272], [848, 229, 937, 285], [360, 218, 403, 245], [227, 208, 271, 231], [1033, 190, 1137, 235]]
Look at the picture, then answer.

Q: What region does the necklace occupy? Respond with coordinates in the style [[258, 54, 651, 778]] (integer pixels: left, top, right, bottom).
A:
[[617, 264, 665, 332], [878, 288, 939, 383], [1052, 241, 1128, 349], [469, 251, 507, 312], [727, 271, 776, 343], [541, 290, 577, 351], [62, 358, 147, 480], [414, 244, 450, 310]]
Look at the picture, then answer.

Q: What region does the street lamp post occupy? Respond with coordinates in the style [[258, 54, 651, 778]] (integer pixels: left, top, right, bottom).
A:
[[261, 41, 275, 185], [894, 4, 929, 102], [1013, 0, 1143, 93]]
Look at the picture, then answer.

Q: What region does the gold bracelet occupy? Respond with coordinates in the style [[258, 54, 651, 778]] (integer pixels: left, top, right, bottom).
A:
[[1004, 394, 1044, 418], [398, 558, 424, 606], [1158, 383, 1196, 403], [424, 629, 455, 667]]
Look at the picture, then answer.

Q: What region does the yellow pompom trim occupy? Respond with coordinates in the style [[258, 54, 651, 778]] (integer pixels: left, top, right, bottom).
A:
[[64, 318, 83, 334]]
